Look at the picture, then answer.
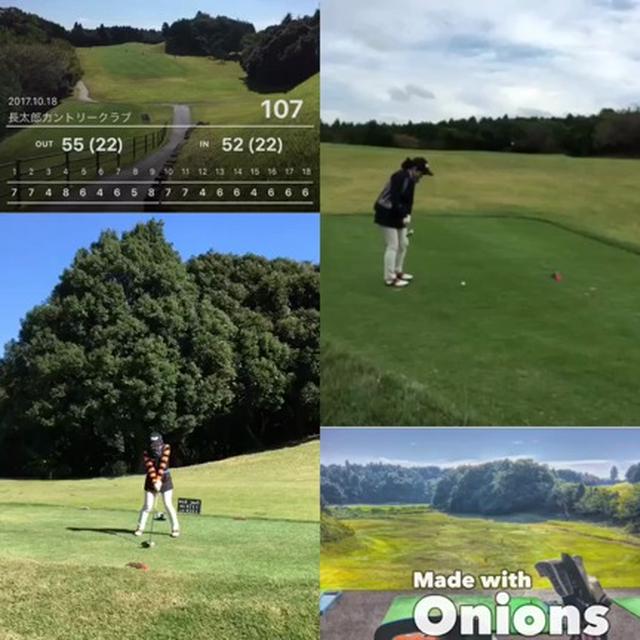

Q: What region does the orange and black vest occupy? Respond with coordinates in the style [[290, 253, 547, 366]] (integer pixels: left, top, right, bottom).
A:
[[143, 444, 173, 492]]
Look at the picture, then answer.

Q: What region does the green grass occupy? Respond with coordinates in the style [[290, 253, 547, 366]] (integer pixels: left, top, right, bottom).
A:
[[320, 505, 640, 591], [321, 144, 640, 426], [321, 143, 640, 246], [0, 442, 319, 640]]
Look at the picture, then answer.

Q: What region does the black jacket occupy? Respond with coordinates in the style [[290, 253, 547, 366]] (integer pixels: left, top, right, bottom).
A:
[[374, 169, 415, 228]]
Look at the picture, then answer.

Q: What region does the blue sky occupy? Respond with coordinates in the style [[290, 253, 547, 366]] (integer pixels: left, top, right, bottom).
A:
[[322, 0, 640, 122], [0, 213, 318, 349], [321, 428, 640, 477], [13, 0, 319, 30]]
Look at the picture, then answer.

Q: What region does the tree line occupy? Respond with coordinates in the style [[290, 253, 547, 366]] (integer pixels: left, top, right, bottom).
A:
[[69, 23, 163, 47], [321, 461, 442, 505], [0, 221, 318, 479], [321, 108, 640, 158], [321, 459, 640, 532]]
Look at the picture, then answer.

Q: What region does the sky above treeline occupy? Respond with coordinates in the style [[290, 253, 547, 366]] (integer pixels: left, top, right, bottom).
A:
[[321, 427, 638, 477], [12, 0, 319, 31]]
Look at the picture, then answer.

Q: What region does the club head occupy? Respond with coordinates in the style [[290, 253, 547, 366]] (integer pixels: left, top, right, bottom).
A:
[[141, 540, 156, 549]]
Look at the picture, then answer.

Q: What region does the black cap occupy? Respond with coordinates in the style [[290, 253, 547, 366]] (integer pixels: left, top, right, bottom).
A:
[[150, 432, 163, 444], [414, 157, 434, 176]]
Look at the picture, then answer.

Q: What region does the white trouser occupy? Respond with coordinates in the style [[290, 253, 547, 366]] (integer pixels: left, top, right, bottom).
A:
[[381, 226, 409, 282], [137, 490, 180, 532]]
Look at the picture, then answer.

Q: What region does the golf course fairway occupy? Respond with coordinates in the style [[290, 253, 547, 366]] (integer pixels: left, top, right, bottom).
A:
[[320, 506, 640, 591], [321, 144, 640, 426], [0, 441, 319, 640]]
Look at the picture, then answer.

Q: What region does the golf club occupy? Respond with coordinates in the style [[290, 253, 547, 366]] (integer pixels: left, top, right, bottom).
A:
[[142, 492, 159, 549]]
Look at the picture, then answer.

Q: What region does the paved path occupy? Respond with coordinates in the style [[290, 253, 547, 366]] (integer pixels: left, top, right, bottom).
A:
[[101, 104, 191, 184], [74, 80, 95, 103]]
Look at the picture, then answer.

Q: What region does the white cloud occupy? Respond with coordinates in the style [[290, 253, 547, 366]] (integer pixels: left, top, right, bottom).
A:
[[321, 0, 640, 122]]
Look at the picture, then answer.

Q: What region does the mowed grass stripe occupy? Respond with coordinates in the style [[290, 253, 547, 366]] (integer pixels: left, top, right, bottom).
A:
[[321, 214, 640, 425], [0, 504, 317, 579]]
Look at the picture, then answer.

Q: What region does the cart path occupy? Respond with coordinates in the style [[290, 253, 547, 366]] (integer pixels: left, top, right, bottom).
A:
[[100, 104, 191, 184], [35, 104, 193, 212], [74, 80, 95, 103]]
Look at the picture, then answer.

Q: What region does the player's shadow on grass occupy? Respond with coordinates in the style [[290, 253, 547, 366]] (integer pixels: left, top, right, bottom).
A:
[[67, 526, 171, 538], [67, 527, 134, 535]]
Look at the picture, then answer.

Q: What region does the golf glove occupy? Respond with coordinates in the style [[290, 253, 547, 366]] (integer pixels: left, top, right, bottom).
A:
[[154, 480, 162, 493], [403, 215, 412, 227]]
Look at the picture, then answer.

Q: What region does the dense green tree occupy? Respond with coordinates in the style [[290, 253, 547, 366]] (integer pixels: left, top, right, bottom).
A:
[[240, 11, 319, 91], [0, 221, 318, 478], [165, 14, 254, 58], [627, 463, 640, 484]]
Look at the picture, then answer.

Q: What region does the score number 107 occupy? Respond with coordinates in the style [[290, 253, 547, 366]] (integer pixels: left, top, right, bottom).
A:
[[261, 99, 304, 120]]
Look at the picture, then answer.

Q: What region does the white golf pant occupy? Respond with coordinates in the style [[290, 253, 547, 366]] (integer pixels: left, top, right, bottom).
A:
[[381, 226, 409, 282], [137, 490, 180, 532]]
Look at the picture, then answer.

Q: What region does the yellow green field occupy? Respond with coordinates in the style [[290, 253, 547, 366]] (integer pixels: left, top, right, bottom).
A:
[[321, 506, 640, 591]]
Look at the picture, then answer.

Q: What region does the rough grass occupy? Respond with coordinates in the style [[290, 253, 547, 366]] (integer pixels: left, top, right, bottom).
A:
[[321, 213, 640, 426], [320, 505, 640, 591], [0, 442, 319, 640]]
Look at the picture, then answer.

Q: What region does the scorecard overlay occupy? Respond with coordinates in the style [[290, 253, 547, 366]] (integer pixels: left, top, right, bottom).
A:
[[0, 6, 320, 212]]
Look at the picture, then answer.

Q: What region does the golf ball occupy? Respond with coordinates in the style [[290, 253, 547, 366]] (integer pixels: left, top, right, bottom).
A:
[[461, 281, 466, 287]]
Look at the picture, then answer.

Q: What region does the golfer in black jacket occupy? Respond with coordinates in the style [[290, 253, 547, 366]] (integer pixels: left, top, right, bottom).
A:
[[374, 157, 433, 287]]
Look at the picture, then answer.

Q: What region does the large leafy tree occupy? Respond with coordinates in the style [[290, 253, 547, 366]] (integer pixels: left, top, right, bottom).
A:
[[0, 222, 236, 477]]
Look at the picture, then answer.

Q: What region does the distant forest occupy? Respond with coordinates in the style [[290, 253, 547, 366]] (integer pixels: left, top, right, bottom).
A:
[[321, 108, 640, 158], [321, 460, 640, 532]]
